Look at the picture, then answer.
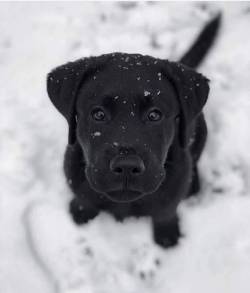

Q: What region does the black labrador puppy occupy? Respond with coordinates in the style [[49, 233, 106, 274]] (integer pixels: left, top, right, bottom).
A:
[[47, 15, 220, 248]]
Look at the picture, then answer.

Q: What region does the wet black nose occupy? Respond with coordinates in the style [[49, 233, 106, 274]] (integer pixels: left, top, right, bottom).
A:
[[110, 155, 145, 176]]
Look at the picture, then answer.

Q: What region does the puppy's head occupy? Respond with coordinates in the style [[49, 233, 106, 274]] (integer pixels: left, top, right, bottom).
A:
[[47, 53, 209, 203]]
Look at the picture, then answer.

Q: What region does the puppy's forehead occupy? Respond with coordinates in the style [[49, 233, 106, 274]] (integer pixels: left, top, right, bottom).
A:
[[78, 53, 176, 106], [95, 53, 167, 89]]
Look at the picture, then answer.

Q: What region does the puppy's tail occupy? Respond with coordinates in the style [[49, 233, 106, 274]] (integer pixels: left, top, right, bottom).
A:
[[179, 13, 221, 68]]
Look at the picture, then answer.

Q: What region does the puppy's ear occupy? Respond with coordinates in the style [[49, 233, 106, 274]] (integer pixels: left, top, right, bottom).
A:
[[47, 59, 93, 145], [165, 61, 209, 148]]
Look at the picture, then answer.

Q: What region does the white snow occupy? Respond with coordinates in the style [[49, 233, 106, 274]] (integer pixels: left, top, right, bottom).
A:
[[144, 90, 151, 97], [92, 131, 101, 137], [1, 2, 250, 293]]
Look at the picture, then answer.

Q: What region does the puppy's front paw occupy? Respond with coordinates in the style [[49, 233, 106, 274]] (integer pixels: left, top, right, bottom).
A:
[[69, 198, 99, 225], [153, 217, 182, 248]]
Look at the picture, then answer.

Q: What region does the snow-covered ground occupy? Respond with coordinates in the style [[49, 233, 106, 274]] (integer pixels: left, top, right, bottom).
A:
[[1, 2, 250, 293]]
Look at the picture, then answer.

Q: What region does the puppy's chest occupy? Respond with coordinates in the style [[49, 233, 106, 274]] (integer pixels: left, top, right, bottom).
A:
[[100, 199, 153, 219]]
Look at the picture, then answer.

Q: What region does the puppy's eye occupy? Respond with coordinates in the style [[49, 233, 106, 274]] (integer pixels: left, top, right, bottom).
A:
[[91, 108, 106, 121], [147, 109, 162, 122]]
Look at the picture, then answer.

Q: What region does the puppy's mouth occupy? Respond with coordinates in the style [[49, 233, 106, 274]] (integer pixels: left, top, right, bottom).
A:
[[105, 189, 144, 203]]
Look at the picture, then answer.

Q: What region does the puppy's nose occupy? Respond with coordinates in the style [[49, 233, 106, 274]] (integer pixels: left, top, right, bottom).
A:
[[110, 155, 145, 176]]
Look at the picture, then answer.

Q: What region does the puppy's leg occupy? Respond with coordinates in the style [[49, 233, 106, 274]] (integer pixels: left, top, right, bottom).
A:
[[69, 197, 99, 225], [153, 215, 182, 248], [64, 143, 99, 224]]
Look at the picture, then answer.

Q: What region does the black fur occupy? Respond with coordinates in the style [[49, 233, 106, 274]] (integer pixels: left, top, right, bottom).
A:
[[47, 14, 220, 248]]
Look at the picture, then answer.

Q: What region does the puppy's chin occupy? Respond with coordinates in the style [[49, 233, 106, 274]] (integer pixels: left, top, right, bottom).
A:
[[104, 190, 145, 203]]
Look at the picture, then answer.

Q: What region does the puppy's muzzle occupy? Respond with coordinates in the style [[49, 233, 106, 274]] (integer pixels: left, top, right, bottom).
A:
[[110, 154, 145, 177], [106, 154, 146, 202]]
